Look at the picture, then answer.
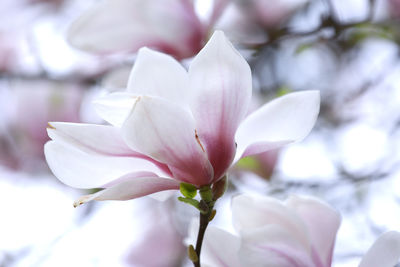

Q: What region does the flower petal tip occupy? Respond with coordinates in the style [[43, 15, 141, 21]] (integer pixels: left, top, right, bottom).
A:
[[73, 194, 96, 208]]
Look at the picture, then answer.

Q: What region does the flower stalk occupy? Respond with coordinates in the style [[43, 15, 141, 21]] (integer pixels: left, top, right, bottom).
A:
[[192, 185, 215, 267]]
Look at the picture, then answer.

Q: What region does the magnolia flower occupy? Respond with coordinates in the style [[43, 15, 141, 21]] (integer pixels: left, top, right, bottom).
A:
[[194, 194, 341, 267], [195, 194, 400, 267], [68, 0, 205, 59], [44, 31, 320, 206]]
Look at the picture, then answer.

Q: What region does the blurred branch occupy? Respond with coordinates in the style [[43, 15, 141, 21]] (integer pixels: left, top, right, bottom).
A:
[[251, 0, 378, 50], [0, 71, 101, 86]]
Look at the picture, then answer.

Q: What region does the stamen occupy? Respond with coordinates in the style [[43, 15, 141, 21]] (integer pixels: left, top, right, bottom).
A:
[[195, 129, 206, 152]]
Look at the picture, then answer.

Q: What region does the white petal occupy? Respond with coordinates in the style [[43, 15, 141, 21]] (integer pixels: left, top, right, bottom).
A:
[[92, 92, 138, 127], [47, 122, 134, 156], [235, 90, 320, 161], [44, 141, 165, 189], [127, 47, 190, 106], [121, 96, 213, 186], [232, 194, 310, 250], [67, 0, 203, 59], [189, 30, 252, 179], [286, 195, 341, 266], [186, 220, 241, 267], [359, 231, 400, 267], [239, 225, 315, 267], [201, 226, 241, 267], [73, 176, 180, 207]]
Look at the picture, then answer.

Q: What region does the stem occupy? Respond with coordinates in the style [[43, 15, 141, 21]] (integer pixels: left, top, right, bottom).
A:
[[192, 186, 215, 267], [194, 208, 211, 267]]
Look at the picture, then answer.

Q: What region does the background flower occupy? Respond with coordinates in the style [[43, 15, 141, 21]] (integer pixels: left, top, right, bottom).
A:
[[195, 194, 400, 267]]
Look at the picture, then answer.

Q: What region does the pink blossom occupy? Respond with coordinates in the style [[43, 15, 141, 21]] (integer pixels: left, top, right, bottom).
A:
[[44, 31, 320, 206], [196, 194, 400, 267], [67, 0, 205, 59], [196, 194, 340, 267]]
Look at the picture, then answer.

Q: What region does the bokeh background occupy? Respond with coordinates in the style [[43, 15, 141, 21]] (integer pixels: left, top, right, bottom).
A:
[[0, 0, 400, 266]]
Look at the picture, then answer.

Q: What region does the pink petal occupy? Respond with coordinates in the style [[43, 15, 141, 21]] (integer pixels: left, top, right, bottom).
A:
[[73, 176, 180, 207], [127, 47, 190, 106], [189, 30, 252, 180], [359, 231, 400, 267], [235, 91, 320, 161], [44, 141, 166, 189], [121, 96, 213, 186], [286, 195, 341, 266], [67, 0, 204, 59]]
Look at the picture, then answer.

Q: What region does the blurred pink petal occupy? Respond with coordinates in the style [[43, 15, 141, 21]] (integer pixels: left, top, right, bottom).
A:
[[67, 0, 204, 59], [200, 225, 241, 267], [198, 194, 340, 267], [127, 199, 185, 267], [286, 196, 341, 266], [359, 231, 400, 267]]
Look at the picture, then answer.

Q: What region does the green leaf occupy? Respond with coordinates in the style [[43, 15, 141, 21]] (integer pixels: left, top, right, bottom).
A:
[[209, 209, 217, 221], [199, 185, 213, 203], [235, 156, 261, 171], [180, 182, 197, 198], [188, 245, 198, 263], [178, 197, 200, 210]]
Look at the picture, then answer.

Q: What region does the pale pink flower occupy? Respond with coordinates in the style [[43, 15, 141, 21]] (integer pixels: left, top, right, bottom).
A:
[[44, 31, 320, 206], [196, 194, 400, 267], [67, 0, 205, 59], [0, 80, 83, 170], [195, 194, 340, 267], [126, 200, 185, 267]]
